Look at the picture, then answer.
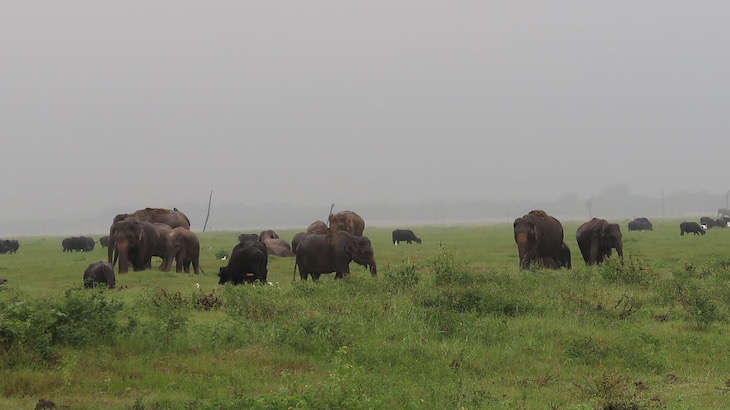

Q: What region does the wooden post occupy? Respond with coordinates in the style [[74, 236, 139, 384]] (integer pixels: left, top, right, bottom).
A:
[[202, 190, 213, 232]]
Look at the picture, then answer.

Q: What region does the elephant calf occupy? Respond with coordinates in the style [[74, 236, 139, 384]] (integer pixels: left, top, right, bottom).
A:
[[83, 261, 115, 289]]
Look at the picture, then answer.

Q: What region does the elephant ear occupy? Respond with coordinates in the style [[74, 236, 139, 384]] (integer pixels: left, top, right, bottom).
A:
[[344, 237, 357, 257], [133, 222, 144, 243], [528, 221, 537, 240]]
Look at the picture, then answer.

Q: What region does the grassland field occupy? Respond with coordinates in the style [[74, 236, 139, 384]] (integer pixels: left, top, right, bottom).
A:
[[1, 218, 730, 409]]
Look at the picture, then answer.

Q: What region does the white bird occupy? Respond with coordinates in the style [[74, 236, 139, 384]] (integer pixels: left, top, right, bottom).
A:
[[195, 283, 200, 289]]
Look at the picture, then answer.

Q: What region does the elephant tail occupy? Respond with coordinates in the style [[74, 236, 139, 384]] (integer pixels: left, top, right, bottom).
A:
[[292, 258, 298, 282]]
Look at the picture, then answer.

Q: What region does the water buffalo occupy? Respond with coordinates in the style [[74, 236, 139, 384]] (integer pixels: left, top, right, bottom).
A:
[[392, 229, 422, 245], [680, 221, 705, 236]]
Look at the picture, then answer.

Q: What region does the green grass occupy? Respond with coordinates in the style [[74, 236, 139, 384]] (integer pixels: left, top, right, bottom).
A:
[[2, 219, 730, 409]]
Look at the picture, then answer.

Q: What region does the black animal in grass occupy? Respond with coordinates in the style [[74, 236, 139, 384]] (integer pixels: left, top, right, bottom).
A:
[[218, 236, 268, 285], [628, 217, 653, 231], [83, 261, 115, 289], [700, 216, 718, 229], [558, 241, 572, 269], [680, 221, 705, 236], [392, 229, 422, 245], [0, 239, 19, 254], [62, 236, 95, 252]]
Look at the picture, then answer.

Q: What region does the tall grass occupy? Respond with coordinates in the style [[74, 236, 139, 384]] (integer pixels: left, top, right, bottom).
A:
[[1, 219, 730, 408]]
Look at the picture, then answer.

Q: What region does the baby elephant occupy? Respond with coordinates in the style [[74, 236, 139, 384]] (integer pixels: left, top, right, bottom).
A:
[[83, 261, 115, 289]]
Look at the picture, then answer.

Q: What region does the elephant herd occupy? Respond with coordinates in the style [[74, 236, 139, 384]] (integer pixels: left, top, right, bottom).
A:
[[218, 208, 378, 284], [513, 210, 624, 269]]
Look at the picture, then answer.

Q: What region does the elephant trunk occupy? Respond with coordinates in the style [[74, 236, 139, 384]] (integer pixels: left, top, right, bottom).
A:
[[515, 233, 529, 268], [107, 238, 115, 263], [368, 257, 377, 277], [616, 242, 624, 265], [117, 240, 130, 274]]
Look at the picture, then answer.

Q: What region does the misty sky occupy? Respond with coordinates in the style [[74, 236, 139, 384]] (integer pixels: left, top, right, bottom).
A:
[[2, 1, 729, 221]]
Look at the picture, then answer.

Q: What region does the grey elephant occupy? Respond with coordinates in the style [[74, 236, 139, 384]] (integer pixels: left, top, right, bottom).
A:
[[83, 261, 115, 288], [293, 231, 376, 281], [259, 230, 294, 257], [107, 208, 190, 268], [108, 217, 161, 273], [576, 218, 624, 265], [513, 210, 564, 269], [328, 208, 365, 236], [161, 227, 200, 274]]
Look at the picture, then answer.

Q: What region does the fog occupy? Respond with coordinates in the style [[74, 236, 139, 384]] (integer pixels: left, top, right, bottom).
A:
[[2, 2, 729, 234]]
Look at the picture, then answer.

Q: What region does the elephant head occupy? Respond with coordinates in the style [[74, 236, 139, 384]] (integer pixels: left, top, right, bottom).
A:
[[598, 222, 623, 263], [109, 218, 160, 273], [513, 217, 537, 268], [343, 234, 377, 276]]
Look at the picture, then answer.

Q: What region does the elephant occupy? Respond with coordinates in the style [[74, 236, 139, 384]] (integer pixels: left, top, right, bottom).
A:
[[680, 221, 705, 236], [291, 232, 306, 254], [99, 235, 109, 248], [576, 218, 624, 265], [306, 220, 329, 234], [161, 227, 200, 274], [107, 207, 190, 265], [513, 210, 564, 269], [293, 231, 377, 281], [108, 217, 161, 273], [218, 241, 268, 285], [328, 209, 365, 236], [152, 223, 174, 263], [263, 238, 295, 257], [392, 229, 421, 244], [62, 236, 95, 252], [83, 261, 115, 289], [259, 230, 280, 241]]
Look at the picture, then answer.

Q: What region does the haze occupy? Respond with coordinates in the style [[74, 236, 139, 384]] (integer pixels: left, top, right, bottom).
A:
[[2, 2, 729, 233]]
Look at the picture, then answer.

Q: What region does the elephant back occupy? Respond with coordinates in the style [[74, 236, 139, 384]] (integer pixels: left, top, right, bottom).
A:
[[328, 211, 365, 236]]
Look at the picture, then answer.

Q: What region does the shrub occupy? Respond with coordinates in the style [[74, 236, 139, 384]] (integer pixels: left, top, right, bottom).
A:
[[383, 260, 419, 290], [432, 248, 470, 286]]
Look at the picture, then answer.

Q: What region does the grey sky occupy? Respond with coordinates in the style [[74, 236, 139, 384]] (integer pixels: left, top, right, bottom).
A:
[[2, 1, 729, 221]]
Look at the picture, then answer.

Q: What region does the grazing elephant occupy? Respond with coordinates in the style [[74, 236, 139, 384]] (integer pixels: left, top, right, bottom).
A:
[[293, 231, 377, 281], [107, 208, 190, 265], [680, 221, 705, 236], [306, 220, 329, 234], [576, 218, 624, 265], [62, 236, 95, 252], [219, 241, 268, 284], [328, 206, 365, 236], [513, 210, 565, 269], [238, 233, 259, 244], [161, 227, 200, 274], [83, 261, 115, 289], [108, 217, 160, 273], [392, 229, 422, 245]]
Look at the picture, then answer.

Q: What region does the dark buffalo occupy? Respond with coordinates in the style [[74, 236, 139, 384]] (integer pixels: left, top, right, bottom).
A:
[[0, 239, 19, 254], [392, 229, 422, 245], [99, 235, 109, 248], [700, 216, 717, 228], [83, 261, 115, 289], [680, 222, 705, 236], [219, 239, 268, 285], [628, 218, 653, 231], [62, 236, 95, 252]]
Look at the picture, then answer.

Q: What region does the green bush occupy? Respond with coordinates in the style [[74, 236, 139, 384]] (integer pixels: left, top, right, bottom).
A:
[[383, 260, 419, 290]]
